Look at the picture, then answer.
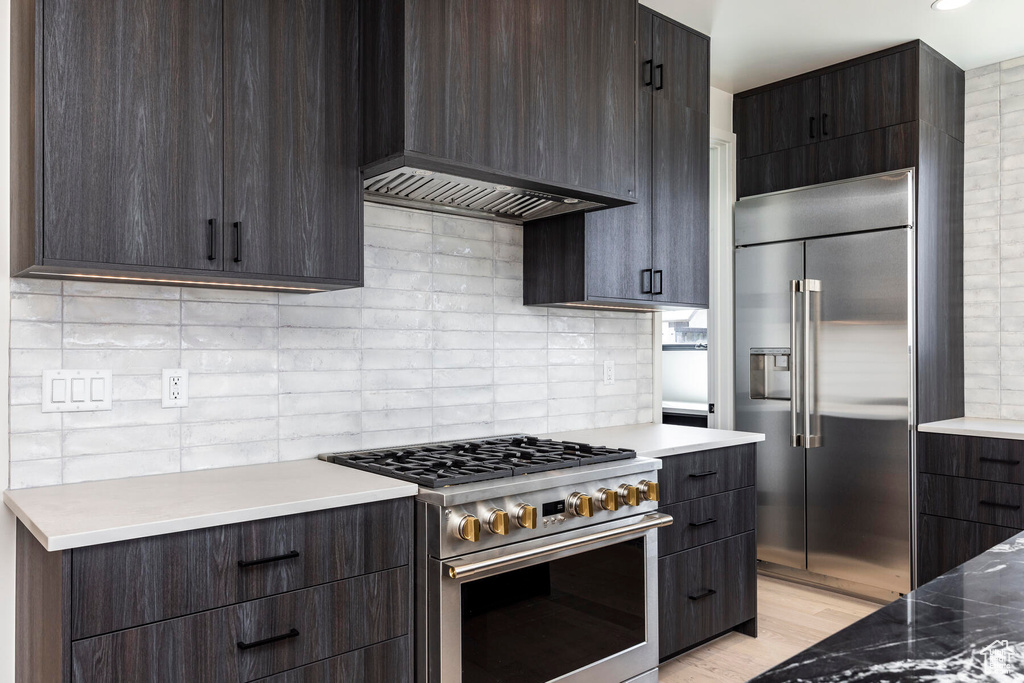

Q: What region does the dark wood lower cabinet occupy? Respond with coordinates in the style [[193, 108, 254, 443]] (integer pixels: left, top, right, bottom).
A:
[[659, 532, 757, 660], [657, 446, 758, 661], [918, 514, 1019, 585], [17, 500, 414, 683]]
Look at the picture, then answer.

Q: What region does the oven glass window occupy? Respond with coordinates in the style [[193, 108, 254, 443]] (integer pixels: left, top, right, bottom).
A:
[[461, 538, 645, 683]]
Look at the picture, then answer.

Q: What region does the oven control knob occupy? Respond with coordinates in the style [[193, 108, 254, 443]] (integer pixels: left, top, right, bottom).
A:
[[455, 514, 481, 542], [486, 509, 510, 536], [597, 488, 620, 512], [513, 504, 538, 529], [639, 479, 660, 502], [617, 484, 641, 507], [567, 492, 594, 518]]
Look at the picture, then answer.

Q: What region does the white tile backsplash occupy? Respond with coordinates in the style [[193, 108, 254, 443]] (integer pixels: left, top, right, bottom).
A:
[[8, 204, 654, 488], [965, 57, 1024, 419]]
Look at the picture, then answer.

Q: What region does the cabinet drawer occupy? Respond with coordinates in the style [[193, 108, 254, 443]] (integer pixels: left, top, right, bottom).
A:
[[658, 532, 756, 659], [254, 636, 411, 683], [72, 498, 412, 640], [71, 567, 409, 683], [659, 445, 756, 505], [918, 514, 1020, 585], [658, 488, 755, 556], [919, 473, 1024, 528], [919, 432, 1024, 485]]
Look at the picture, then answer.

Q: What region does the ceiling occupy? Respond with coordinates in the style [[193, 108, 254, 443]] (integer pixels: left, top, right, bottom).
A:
[[641, 0, 1024, 93]]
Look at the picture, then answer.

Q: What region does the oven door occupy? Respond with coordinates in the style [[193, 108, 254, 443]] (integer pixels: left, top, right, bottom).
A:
[[427, 512, 672, 683]]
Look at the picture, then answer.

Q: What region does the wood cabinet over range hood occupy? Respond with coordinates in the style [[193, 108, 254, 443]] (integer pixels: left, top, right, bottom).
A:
[[359, 0, 639, 222]]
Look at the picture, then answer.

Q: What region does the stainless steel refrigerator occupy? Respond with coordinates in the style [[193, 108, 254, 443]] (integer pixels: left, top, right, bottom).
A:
[[734, 170, 915, 598]]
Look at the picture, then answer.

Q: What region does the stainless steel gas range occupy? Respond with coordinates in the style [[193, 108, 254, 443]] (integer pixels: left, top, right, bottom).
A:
[[321, 436, 671, 683]]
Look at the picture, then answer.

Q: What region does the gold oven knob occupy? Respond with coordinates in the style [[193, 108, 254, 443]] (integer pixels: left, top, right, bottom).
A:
[[639, 479, 660, 502], [456, 514, 480, 542], [487, 509, 510, 536], [514, 504, 537, 529], [567, 492, 594, 518], [598, 488, 620, 511], [618, 484, 641, 507]]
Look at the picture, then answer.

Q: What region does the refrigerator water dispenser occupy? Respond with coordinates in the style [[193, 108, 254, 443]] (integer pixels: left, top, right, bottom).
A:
[[749, 348, 790, 400]]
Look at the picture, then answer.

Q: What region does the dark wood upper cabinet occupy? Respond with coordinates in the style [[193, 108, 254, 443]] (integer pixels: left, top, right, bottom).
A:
[[39, 0, 224, 272], [12, 0, 362, 291], [360, 0, 637, 208], [523, 8, 710, 311], [819, 49, 918, 140], [734, 41, 962, 199], [223, 0, 361, 282]]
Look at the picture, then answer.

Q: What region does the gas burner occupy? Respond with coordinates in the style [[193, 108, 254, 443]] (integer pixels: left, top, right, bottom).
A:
[[319, 435, 636, 488]]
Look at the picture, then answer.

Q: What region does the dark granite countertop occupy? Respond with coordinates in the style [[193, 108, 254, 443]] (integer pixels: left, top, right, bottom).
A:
[[751, 531, 1024, 681]]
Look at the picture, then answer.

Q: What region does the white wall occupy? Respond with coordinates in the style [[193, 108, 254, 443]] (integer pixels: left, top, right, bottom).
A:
[[710, 86, 733, 133], [963, 55, 1024, 419], [9, 204, 655, 489], [1, 0, 16, 678]]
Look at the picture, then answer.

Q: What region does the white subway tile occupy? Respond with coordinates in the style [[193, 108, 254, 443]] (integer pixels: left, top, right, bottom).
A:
[[181, 325, 280, 350], [10, 460, 63, 489], [64, 297, 180, 325], [64, 424, 180, 457], [64, 450, 180, 484], [10, 432, 61, 462], [182, 441, 278, 471]]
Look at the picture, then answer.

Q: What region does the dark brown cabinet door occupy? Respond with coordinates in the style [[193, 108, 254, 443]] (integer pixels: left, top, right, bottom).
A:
[[651, 19, 709, 307], [819, 49, 917, 140], [42, 0, 223, 270], [224, 0, 361, 281], [567, 0, 637, 198], [734, 92, 770, 159], [769, 77, 820, 152], [817, 122, 917, 184], [737, 145, 817, 198], [583, 8, 653, 302]]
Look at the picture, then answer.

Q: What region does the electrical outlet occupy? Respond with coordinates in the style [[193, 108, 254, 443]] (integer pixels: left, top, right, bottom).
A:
[[603, 360, 615, 385], [162, 369, 189, 408]]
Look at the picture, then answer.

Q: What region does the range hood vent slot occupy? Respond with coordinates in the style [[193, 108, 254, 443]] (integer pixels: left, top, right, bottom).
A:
[[364, 167, 605, 221]]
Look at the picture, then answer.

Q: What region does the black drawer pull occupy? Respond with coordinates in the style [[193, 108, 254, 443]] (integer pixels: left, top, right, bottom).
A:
[[653, 270, 663, 296], [689, 470, 718, 478], [654, 63, 664, 91], [237, 628, 299, 651], [207, 219, 217, 261], [979, 500, 1021, 511], [233, 221, 243, 263], [809, 116, 816, 139], [688, 588, 717, 601], [641, 268, 653, 294], [980, 456, 1021, 465], [642, 59, 653, 87], [689, 518, 717, 527], [238, 550, 300, 568], [822, 113, 829, 137]]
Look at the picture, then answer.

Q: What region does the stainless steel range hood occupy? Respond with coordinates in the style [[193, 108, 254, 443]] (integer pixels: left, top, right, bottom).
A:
[[364, 165, 609, 222]]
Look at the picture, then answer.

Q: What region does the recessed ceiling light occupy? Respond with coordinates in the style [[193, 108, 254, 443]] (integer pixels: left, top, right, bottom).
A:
[[931, 0, 972, 10]]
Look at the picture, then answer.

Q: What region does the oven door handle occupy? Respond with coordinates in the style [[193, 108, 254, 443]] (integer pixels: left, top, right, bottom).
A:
[[444, 512, 673, 579]]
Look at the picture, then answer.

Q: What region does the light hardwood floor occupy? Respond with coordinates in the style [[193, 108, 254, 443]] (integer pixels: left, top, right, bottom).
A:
[[658, 575, 882, 682]]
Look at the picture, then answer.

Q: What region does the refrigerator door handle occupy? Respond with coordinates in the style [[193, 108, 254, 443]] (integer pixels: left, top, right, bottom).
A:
[[804, 279, 822, 448], [790, 280, 802, 447]]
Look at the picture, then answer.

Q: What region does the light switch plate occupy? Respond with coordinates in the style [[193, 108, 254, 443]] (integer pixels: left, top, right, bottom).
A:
[[42, 369, 112, 412]]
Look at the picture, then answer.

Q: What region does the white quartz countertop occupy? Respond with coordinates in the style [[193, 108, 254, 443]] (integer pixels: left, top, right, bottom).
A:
[[918, 417, 1024, 441], [3, 459, 418, 552], [540, 423, 764, 459]]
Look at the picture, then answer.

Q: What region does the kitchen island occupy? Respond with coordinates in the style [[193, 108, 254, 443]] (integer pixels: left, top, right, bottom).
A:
[[752, 530, 1024, 680]]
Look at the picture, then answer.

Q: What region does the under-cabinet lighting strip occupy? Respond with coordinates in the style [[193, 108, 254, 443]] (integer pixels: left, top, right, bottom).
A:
[[36, 273, 326, 293]]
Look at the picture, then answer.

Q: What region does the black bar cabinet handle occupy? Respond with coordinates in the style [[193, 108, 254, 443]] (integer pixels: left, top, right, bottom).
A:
[[979, 500, 1021, 511], [809, 116, 816, 139], [653, 270, 663, 295], [237, 628, 299, 651], [689, 470, 717, 478], [238, 550, 300, 568], [642, 59, 653, 87], [689, 518, 717, 527], [654, 64, 664, 91], [234, 221, 243, 263], [641, 269, 653, 294], [207, 219, 217, 261], [822, 113, 829, 137], [688, 588, 717, 601], [980, 456, 1021, 465]]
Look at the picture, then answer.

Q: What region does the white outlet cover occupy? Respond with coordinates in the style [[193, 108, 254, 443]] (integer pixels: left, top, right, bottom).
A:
[[162, 369, 189, 408], [603, 360, 615, 385]]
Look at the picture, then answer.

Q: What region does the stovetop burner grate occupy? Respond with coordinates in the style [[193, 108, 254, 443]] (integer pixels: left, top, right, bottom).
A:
[[319, 435, 636, 487]]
